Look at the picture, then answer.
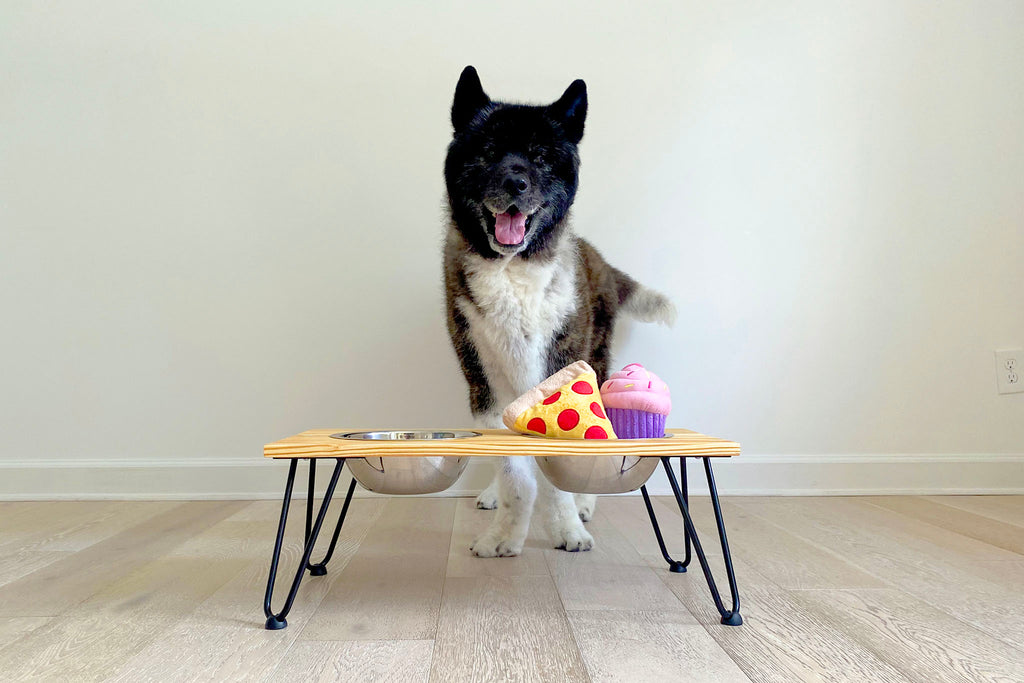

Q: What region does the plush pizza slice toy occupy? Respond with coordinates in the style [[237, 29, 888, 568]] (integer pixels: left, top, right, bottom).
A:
[[502, 361, 618, 439]]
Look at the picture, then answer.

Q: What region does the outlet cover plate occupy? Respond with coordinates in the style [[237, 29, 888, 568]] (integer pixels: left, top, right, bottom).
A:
[[995, 349, 1023, 394]]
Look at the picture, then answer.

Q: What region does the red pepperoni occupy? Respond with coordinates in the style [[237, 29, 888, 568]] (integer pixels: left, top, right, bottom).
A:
[[557, 409, 580, 431], [584, 425, 609, 439], [590, 402, 606, 419], [542, 391, 561, 405], [526, 417, 547, 435], [571, 381, 594, 395]]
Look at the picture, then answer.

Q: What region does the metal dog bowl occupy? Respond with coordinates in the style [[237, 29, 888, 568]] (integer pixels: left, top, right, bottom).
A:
[[537, 455, 660, 494], [330, 430, 478, 494], [334, 430, 481, 441]]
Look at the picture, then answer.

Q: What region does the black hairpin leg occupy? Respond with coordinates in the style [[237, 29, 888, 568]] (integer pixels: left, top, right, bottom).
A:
[[643, 456, 742, 626], [641, 456, 691, 573], [264, 458, 355, 630], [303, 459, 358, 576]]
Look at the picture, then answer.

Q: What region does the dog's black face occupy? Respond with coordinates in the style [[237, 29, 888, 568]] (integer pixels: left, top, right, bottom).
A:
[[445, 66, 587, 259]]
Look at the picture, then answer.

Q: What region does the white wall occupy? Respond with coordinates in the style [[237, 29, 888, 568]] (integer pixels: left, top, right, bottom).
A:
[[2, 1, 1022, 497]]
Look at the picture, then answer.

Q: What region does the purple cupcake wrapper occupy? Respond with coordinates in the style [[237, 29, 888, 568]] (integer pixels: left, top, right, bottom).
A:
[[607, 408, 666, 439]]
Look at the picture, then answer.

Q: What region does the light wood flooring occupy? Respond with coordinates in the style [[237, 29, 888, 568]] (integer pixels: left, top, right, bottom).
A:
[[0, 493, 1022, 682]]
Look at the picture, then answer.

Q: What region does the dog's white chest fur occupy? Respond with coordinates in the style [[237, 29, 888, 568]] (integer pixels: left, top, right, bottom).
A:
[[458, 251, 577, 407]]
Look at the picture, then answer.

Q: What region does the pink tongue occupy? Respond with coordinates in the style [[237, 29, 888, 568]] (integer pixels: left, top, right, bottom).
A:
[[494, 212, 527, 245]]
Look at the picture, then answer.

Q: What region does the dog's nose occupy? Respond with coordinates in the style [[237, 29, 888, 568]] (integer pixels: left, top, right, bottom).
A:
[[503, 174, 530, 196]]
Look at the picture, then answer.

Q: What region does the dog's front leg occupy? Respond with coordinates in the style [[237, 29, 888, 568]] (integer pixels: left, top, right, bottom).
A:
[[470, 455, 536, 557], [471, 411, 503, 509], [538, 467, 594, 552]]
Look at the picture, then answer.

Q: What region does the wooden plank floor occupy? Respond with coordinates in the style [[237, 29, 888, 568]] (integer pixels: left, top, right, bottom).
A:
[[0, 494, 1021, 682]]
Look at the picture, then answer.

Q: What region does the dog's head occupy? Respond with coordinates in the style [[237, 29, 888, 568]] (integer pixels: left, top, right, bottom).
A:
[[444, 66, 587, 259]]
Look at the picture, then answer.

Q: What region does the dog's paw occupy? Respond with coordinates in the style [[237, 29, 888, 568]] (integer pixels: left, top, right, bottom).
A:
[[475, 492, 498, 510], [574, 494, 596, 522], [552, 524, 594, 553], [471, 532, 523, 557], [475, 486, 499, 510]]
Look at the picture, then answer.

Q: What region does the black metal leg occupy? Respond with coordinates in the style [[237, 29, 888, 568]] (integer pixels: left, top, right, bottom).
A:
[[301, 459, 358, 576], [305, 459, 316, 544], [680, 456, 692, 567], [263, 458, 345, 630], [644, 456, 742, 626], [307, 477, 358, 576], [641, 458, 693, 573], [640, 485, 686, 573], [700, 456, 741, 624]]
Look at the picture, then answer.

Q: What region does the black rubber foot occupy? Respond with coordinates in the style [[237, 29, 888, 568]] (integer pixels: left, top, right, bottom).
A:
[[669, 561, 687, 573], [308, 565, 327, 576], [265, 616, 288, 630], [721, 612, 743, 626]]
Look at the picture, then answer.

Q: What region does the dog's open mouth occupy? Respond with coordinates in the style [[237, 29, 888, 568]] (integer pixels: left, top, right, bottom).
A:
[[487, 205, 535, 246]]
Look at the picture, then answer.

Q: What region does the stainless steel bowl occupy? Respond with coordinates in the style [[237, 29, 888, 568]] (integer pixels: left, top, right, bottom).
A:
[[330, 430, 478, 494], [536, 455, 660, 494], [333, 430, 481, 441]]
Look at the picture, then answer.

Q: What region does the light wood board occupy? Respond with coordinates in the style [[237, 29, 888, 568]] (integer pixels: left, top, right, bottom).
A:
[[430, 575, 589, 682], [732, 497, 1024, 652], [1, 496, 1020, 682], [567, 610, 751, 683], [273, 639, 434, 682], [790, 588, 1024, 683], [265, 428, 740, 459], [298, 498, 456, 641]]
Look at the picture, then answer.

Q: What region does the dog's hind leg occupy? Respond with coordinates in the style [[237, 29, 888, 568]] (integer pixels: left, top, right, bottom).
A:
[[574, 493, 597, 522], [475, 470, 500, 509], [470, 456, 536, 557]]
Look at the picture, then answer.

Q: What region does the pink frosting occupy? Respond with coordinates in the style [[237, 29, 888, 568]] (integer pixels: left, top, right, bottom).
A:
[[600, 363, 671, 414]]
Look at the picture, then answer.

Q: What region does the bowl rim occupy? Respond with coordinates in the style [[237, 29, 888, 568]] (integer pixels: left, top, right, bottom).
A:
[[330, 430, 483, 441]]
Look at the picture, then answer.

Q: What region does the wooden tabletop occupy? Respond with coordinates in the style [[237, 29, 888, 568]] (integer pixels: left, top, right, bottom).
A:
[[264, 428, 740, 459]]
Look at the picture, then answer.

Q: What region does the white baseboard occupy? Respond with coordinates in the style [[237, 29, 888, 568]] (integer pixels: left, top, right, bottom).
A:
[[1, 453, 1022, 500]]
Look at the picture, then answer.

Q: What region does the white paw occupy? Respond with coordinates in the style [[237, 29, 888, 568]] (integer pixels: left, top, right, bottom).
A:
[[471, 532, 523, 557], [552, 523, 594, 552], [575, 494, 596, 522], [475, 488, 498, 510]]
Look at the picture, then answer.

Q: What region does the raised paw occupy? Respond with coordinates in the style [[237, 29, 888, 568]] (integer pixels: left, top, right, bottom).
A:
[[471, 532, 523, 558]]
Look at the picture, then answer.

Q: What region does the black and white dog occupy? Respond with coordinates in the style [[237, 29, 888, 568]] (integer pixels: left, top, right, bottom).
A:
[[443, 66, 674, 556]]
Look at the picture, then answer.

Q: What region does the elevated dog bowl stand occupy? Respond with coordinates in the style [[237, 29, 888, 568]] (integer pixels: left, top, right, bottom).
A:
[[261, 428, 743, 630]]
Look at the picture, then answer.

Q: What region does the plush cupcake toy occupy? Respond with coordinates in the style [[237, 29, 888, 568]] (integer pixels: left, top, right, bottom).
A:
[[600, 363, 671, 438]]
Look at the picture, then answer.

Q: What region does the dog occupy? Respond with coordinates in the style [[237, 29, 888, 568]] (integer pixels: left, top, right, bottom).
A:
[[443, 66, 674, 556]]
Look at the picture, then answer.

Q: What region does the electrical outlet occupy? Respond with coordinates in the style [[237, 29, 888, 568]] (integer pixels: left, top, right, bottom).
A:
[[995, 349, 1023, 394]]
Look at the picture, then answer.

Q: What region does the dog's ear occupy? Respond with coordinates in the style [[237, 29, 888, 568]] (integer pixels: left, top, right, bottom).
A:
[[451, 66, 490, 133], [548, 79, 587, 144]]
